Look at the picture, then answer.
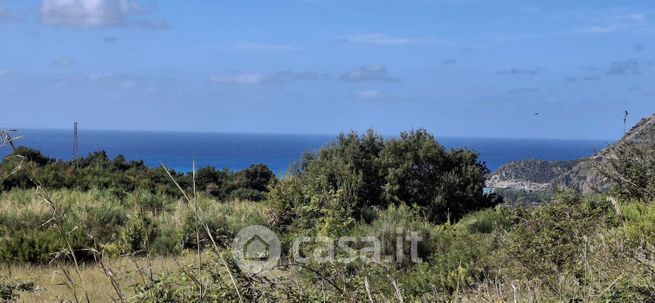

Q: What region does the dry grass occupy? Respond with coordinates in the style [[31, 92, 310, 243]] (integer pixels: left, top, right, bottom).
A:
[[1, 252, 207, 302], [0, 186, 270, 302], [0, 189, 268, 227]]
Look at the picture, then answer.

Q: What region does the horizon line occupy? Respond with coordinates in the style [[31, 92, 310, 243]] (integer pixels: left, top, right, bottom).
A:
[[1, 126, 618, 142]]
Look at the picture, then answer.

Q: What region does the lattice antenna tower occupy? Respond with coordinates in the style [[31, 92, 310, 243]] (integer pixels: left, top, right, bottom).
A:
[[73, 122, 79, 168]]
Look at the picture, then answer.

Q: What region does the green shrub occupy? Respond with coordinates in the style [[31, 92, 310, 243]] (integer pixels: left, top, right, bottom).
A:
[[181, 211, 230, 249], [112, 213, 160, 256], [270, 129, 497, 236], [456, 206, 517, 234], [1, 146, 276, 200], [501, 191, 621, 292], [0, 226, 93, 264], [227, 187, 266, 202], [603, 143, 655, 201], [149, 225, 183, 256], [381, 130, 492, 223], [126, 190, 173, 215], [82, 203, 128, 244], [350, 204, 435, 265], [0, 229, 63, 264], [602, 280, 655, 303]]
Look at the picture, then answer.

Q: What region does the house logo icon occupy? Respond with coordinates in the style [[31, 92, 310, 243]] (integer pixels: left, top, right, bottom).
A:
[[232, 225, 281, 274]]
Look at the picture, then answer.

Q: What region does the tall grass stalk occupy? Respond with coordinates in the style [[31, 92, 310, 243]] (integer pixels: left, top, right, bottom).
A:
[[2, 130, 91, 303], [161, 162, 244, 303]]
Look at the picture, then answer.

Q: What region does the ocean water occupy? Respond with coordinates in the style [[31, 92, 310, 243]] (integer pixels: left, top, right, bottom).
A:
[[0, 129, 612, 175]]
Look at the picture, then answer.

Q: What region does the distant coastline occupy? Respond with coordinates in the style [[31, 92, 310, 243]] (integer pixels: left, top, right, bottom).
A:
[[0, 129, 612, 175]]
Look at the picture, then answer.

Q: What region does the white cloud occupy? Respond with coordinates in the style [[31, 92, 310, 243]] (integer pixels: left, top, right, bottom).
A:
[[209, 71, 331, 85], [219, 42, 299, 53], [340, 65, 399, 82], [81, 73, 144, 87], [39, 0, 168, 28], [496, 68, 542, 76], [340, 33, 423, 46], [82, 73, 115, 83], [73, 72, 177, 96], [574, 11, 651, 34], [209, 73, 265, 85], [266, 71, 330, 83], [490, 9, 654, 42], [51, 58, 75, 67], [356, 90, 386, 99]]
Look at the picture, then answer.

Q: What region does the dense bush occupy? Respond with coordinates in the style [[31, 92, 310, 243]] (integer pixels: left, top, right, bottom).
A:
[[603, 143, 655, 201], [1, 147, 275, 201], [381, 131, 494, 223], [349, 204, 435, 265], [270, 129, 499, 236], [0, 189, 269, 264], [500, 191, 621, 293], [0, 229, 64, 264]]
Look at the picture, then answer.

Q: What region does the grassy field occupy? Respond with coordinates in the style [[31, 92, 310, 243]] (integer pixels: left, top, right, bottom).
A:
[[2, 253, 201, 302], [0, 189, 274, 302], [2, 188, 655, 302]]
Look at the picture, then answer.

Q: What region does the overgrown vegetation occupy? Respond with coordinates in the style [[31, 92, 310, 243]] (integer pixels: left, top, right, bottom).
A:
[[1, 128, 655, 302], [1, 146, 275, 201], [269, 129, 500, 237]]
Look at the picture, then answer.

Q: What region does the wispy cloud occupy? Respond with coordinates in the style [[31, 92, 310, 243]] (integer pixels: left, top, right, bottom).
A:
[[81, 73, 141, 89], [209, 73, 264, 85], [496, 68, 542, 76], [571, 10, 651, 34], [266, 71, 331, 83], [566, 58, 653, 83], [356, 89, 388, 100], [77, 72, 176, 94], [81, 73, 116, 83], [506, 87, 541, 95], [485, 9, 654, 45], [0, 4, 18, 21], [606, 59, 653, 75], [340, 33, 428, 46], [340, 64, 399, 82], [565, 76, 601, 83], [218, 42, 299, 53], [104, 36, 119, 43], [39, 0, 168, 28], [579, 64, 599, 73], [209, 71, 331, 85], [633, 43, 646, 52], [51, 58, 75, 67], [0, 69, 9, 78]]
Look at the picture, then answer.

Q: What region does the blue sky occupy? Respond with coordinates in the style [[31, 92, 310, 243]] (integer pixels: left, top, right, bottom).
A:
[[0, 0, 653, 139]]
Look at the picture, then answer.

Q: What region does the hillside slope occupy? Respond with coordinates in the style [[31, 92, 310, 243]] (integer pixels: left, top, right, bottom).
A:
[[488, 113, 655, 195]]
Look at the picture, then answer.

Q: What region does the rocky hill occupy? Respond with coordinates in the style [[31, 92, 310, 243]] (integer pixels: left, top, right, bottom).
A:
[[488, 113, 655, 196], [487, 159, 580, 192]]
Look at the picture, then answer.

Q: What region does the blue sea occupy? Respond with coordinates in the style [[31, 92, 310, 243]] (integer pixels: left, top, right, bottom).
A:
[[0, 129, 613, 175]]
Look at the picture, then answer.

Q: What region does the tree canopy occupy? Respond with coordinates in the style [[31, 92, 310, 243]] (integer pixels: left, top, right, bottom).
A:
[[270, 129, 500, 235]]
